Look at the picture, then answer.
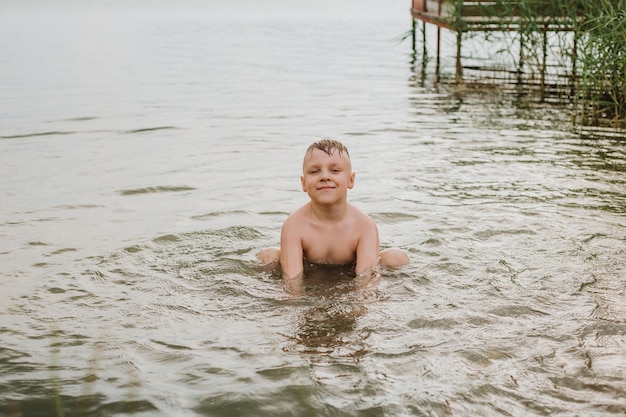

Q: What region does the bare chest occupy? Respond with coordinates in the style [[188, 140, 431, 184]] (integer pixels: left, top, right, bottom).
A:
[[301, 222, 359, 265]]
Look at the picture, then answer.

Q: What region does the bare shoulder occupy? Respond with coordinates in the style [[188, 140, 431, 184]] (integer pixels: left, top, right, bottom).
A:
[[348, 204, 377, 229], [349, 205, 378, 236], [283, 204, 311, 230]]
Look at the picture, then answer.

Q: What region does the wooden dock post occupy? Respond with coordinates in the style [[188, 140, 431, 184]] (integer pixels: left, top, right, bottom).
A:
[[540, 27, 548, 101]]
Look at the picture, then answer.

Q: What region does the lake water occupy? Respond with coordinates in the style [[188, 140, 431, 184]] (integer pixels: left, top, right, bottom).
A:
[[1, 1, 625, 416]]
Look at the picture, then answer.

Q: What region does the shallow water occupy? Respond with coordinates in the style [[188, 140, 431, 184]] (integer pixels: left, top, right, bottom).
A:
[[1, 1, 626, 416]]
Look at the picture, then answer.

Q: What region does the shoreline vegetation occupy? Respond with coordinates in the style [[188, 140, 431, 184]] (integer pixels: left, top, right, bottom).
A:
[[573, 0, 625, 128], [410, 0, 626, 129]]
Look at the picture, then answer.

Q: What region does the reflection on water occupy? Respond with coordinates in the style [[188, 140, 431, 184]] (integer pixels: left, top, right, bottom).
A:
[[283, 262, 372, 357], [1, 1, 626, 416], [290, 300, 366, 355]]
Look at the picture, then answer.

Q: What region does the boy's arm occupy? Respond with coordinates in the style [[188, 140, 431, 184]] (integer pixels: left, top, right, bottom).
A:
[[355, 218, 380, 277], [279, 216, 305, 294]]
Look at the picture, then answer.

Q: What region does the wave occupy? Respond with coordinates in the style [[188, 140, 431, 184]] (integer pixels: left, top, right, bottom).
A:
[[117, 186, 196, 196]]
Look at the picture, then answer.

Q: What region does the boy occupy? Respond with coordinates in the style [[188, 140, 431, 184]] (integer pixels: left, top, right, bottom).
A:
[[257, 139, 409, 294]]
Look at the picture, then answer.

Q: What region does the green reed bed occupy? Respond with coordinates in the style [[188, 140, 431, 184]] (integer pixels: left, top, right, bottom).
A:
[[575, 0, 626, 127], [483, 0, 626, 127], [439, 0, 625, 127]]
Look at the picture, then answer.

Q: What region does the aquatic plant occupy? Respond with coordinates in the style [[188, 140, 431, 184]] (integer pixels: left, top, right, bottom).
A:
[[574, 0, 626, 127], [419, 0, 626, 126], [483, 0, 626, 127]]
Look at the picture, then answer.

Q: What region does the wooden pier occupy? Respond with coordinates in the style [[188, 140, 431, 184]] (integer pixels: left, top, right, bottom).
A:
[[410, 0, 578, 90]]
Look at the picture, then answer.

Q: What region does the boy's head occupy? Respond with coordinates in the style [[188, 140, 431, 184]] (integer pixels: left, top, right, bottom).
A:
[[300, 139, 355, 199], [303, 139, 351, 171]]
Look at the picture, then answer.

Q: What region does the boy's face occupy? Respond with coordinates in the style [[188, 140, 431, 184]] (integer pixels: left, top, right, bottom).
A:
[[301, 148, 355, 204]]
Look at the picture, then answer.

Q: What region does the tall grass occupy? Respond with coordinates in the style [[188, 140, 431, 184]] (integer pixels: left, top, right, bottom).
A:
[[575, 0, 626, 126], [511, 0, 625, 126], [453, 0, 626, 127]]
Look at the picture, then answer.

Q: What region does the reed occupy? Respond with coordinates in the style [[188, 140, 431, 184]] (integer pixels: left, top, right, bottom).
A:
[[452, 0, 626, 126], [574, 0, 626, 127], [510, 0, 624, 126]]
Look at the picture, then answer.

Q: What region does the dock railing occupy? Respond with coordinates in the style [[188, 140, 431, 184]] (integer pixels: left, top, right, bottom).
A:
[[410, 0, 579, 85], [411, 0, 576, 31]]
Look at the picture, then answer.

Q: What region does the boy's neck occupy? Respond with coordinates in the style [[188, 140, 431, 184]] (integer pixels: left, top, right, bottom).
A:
[[309, 200, 348, 223]]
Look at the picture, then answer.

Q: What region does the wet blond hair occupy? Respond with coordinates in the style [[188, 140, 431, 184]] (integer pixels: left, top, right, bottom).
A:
[[303, 139, 351, 167]]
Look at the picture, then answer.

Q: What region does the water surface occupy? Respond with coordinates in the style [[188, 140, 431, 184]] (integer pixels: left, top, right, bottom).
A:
[[1, 1, 625, 416]]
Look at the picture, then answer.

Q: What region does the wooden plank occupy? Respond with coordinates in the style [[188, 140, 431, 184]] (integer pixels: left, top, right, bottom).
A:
[[412, 0, 426, 12], [411, 0, 575, 32]]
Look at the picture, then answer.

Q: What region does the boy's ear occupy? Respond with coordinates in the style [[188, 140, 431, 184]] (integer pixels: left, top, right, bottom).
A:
[[348, 172, 355, 189], [300, 176, 306, 192]]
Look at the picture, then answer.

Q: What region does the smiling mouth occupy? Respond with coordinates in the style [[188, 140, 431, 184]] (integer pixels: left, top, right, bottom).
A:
[[318, 186, 335, 190]]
